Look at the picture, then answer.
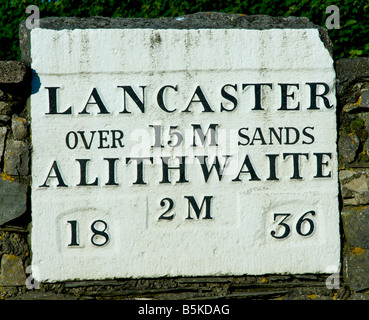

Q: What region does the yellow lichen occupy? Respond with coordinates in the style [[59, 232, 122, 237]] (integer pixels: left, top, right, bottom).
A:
[[1, 173, 14, 182], [350, 134, 357, 144], [308, 294, 317, 299], [356, 96, 362, 106], [261, 277, 268, 283], [351, 247, 365, 256]]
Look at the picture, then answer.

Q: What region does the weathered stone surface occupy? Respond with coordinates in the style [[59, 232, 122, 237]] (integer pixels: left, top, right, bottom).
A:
[[0, 101, 19, 115], [344, 247, 369, 292], [350, 293, 369, 300], [342, 175, 368, 196], [341, 84, 369, 113], [359, 91, 369, 108], [19, 12, 333, 66], [0, 231, 29, 258], [10, 292, 78, 300], [4, 139, 30, 176], [342, 207, 369, 247], [0, 177, 28, 226], [336, 58, 369, 84], [339, 169, 360, 184], [339, 133, 360, 163], [0, 254, 25, 286], [11, 115, 28, 140], [0, 61, 27, 84], [354, 192, 369, 205], [0, 126, 7, 159], [0, 115, 10, 123], [340, 175, 369, 205], [336, 58, 369, 105], [39, 13, 316, 29]]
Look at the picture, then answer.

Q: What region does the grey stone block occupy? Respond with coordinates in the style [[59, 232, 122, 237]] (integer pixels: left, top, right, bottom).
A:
[[0, 61, 27, 84], [0, 254, 25, 286], [0, 126, 7, 159], [0, 101, 20, 116], [338, 133, 360, 163], [344, 248, 369, 292], [11, 115, 28, 140], [336, 58, 369, 84], [342, 207, 369, 248], [4, 139, 30, 176], [0, 177, 28, 226], [341, 174, 369, 205]]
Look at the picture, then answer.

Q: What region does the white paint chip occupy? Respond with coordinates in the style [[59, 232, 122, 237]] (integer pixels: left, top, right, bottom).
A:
[[30, 28, 340, 282]]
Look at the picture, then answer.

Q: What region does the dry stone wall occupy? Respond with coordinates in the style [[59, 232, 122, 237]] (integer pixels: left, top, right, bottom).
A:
[[0, 14, 369, 300], [0, 60, 31, 299], [336, 57, 369, 296]]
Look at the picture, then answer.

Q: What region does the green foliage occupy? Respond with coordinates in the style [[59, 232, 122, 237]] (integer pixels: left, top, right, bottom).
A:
[[1, 0, 368, 61]]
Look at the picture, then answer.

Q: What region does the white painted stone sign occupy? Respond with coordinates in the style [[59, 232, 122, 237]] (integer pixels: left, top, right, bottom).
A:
[[30, 25, 340, 282]]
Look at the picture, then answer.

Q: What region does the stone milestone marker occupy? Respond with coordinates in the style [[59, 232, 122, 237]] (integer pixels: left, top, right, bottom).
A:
[[27, 13, 340, 282]]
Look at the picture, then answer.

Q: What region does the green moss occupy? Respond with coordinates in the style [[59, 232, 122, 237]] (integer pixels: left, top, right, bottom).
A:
[[358, 151, 369, 163], [350, 118, 365, 135], [339, 113, 356, 135], [340, 116, 368, 144]]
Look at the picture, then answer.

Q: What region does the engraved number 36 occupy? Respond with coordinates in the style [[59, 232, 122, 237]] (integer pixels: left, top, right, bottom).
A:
[[271, 210, 316, 239]]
